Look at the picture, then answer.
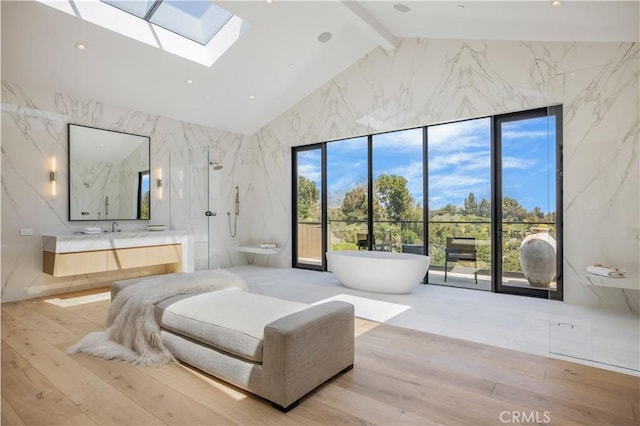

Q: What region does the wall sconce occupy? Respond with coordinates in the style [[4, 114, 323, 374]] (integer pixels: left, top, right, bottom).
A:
[[157, 168, 163, 199], [49, 156, 57, 197]]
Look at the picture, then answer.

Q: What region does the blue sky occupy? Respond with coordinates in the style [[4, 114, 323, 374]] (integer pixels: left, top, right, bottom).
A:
[[298, 116, 556, 213]]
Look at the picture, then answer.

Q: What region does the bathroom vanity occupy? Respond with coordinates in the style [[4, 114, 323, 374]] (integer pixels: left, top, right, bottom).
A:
[[43, 230, 193, 277]]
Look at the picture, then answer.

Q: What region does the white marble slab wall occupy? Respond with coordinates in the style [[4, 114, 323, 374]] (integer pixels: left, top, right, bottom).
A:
[[69, 148, 145, 221], [1, 82, 249, 302], [246, 39, 639, 313]]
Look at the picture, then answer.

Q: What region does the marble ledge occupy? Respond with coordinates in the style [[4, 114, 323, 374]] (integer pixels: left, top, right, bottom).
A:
[[43, 230, 192, 253], [582, 273, 640, 291]]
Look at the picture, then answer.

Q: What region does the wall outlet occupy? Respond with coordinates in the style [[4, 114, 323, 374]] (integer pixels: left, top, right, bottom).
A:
[[19, 228, 33, 236]]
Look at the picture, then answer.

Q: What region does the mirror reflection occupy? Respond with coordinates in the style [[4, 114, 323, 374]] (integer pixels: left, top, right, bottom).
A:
[[68, 124, 150, 221]]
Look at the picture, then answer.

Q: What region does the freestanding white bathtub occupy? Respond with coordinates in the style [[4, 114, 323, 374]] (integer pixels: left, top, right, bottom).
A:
[[326, 250, 430, 294]]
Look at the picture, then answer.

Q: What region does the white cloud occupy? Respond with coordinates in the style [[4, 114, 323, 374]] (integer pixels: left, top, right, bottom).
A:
[[372, 128, 423, 152], [428, 118, 490, 152], [502, 156, 536, 169], [327, 137, 368, 155], [502, 129, 550, 140], [429, 174, 488, 190], [298, 163, 321, 183], [429, 150, 490, 172]]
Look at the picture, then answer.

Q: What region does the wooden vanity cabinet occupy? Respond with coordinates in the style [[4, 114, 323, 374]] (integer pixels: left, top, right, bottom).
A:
[[43, 244, 182, 277]]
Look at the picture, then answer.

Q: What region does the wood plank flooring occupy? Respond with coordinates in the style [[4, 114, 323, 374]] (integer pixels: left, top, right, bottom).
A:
[[1, 289, 638, 425]]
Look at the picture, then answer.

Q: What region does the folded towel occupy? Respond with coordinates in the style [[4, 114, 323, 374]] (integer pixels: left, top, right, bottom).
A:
[[586, 264, 626, 278]]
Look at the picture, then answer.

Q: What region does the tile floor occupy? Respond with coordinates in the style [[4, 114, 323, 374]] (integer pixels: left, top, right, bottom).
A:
[[228, 265, 640, 376]]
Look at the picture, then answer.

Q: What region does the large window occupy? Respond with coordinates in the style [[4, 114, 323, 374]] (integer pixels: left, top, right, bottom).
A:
[[293, 146, 323, 269], [372, 129, 425, 254], [327, 137, 369, 253], [428, 118, 492, 290], [292, 106, 562, 299]]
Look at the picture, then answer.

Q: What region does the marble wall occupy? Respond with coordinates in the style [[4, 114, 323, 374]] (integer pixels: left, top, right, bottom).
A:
[[246, 39, 639, 313], [1, 82, 252, 302], [2, 38, 638, 314], [69, 140, 148, 221]]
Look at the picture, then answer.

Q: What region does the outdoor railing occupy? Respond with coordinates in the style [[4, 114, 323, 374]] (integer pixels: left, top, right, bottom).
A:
[[298, 219, 555, 274]]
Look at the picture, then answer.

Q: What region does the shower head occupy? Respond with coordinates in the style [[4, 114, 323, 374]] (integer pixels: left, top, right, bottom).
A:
[[210, 162, 223, 170]]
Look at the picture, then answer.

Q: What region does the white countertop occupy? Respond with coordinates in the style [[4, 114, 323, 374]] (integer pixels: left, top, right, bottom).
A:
[[43, 230, 191, 253]]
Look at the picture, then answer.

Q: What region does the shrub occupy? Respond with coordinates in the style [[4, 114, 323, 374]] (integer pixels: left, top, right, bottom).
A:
[[332, 242, 358, 251]]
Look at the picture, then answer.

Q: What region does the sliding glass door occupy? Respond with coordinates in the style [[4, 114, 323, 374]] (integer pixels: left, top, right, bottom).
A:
[[427, 118, 493, 290], [372, 128, 425, 254], [326, 137, 369, 255], [292, 106, 562, 299], [494, 107, 562, 298], [292, 145, 324, 269]]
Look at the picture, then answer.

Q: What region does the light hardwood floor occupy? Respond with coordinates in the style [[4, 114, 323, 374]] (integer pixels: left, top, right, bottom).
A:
[[2, 288, 638, 425]]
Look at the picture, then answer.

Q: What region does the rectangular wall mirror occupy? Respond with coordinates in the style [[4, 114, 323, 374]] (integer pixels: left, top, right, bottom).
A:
[[68, 124, 150, 221]]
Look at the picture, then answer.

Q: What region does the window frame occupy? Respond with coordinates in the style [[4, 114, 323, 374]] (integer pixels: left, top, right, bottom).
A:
[[291, 106, 563, 300]]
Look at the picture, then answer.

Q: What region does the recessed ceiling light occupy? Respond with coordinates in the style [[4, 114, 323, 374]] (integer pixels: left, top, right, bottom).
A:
[[550, 0, 562, 6], [75, 42, 86, 50], [249, 95, 255, 99], [317, 32, 332, 43], [393, 3, 411, 13], [186, 79, 193, 84]]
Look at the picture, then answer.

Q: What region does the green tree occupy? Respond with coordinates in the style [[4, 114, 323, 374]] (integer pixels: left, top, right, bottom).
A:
[[341, 184, 368, 222], [440, 203, 460, 216], [502, 197, 527, 221], [478, 198, 491, 218], [140, 190, 150, 219], [532, 206, 544, 219], [341, 183, 386, 222], [464, 192, 477, 215], [375, 174, 413, 221], [298, 176, 319, 221]]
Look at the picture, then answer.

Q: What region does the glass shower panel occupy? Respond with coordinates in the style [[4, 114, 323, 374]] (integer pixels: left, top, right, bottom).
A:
[[169, 147, 210, 270], [548, 61, 639, 372]]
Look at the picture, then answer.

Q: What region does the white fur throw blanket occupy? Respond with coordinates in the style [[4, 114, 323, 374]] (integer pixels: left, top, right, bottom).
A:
[[67, 269, 247, 366]]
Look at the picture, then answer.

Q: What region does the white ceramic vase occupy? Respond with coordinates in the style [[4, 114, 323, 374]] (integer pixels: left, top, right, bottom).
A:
[[518, 227, 557, 288]]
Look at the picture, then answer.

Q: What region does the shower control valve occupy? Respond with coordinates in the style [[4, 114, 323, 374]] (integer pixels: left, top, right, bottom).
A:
[[205, 210, 217, 216]]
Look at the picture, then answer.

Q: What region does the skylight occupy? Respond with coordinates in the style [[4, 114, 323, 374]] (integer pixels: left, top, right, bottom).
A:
[[37, 0, 248, 67], [102, 0, 234, 46]]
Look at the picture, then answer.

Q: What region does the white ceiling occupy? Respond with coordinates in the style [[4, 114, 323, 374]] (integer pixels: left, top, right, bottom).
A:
[[2, 1, 638, 136]]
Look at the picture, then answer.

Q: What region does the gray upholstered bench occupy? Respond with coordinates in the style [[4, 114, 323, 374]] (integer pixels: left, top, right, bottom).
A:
[[111, 274, 354, 411]]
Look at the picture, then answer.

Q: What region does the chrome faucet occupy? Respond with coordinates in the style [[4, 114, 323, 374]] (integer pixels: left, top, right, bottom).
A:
[[112, 221, 119, 232]]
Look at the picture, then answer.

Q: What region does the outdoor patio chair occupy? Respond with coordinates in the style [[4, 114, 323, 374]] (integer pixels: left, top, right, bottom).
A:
[[445, 237, 478, 284], [356, 233, 369, 250]]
